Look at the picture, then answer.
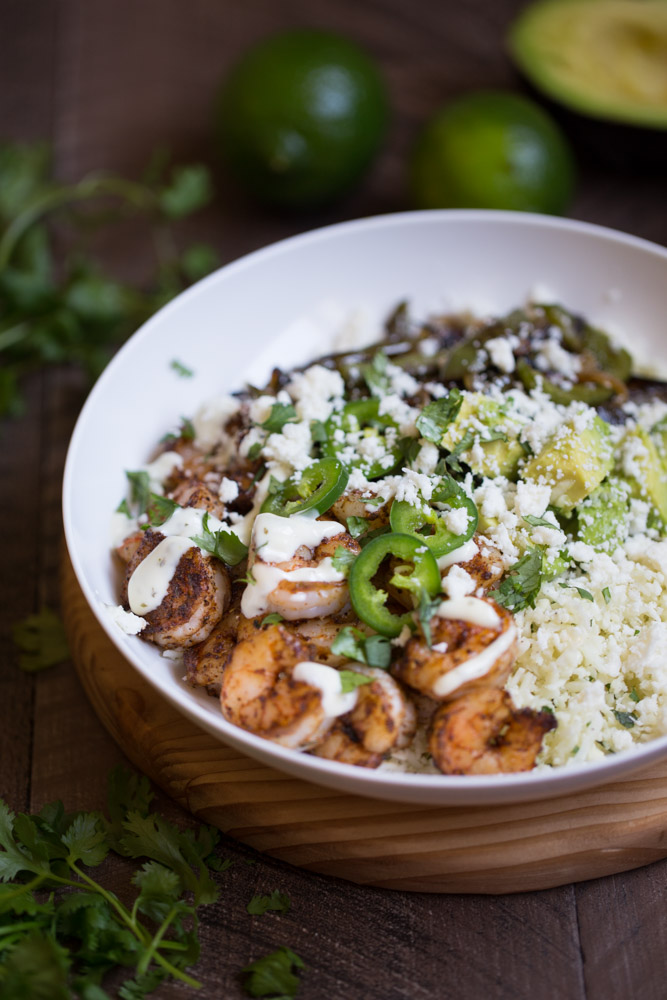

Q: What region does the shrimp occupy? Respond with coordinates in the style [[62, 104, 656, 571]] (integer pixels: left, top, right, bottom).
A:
[[122, 530, 230, 648], [392, 596, 517, 701], [170, 479, 225, 519], [312, 667, 417, 768], [220, 624, 336, 749], [454, 536, 504, 592], [330, 489, 391, 532], [184, 605, 240, 693], [243, 512, 360, 621], [429, 688, 556, 775]]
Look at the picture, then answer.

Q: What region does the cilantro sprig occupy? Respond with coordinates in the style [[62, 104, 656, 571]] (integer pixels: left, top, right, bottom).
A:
[[0, 141, 218, 419], [490, 549, 543, 612], [331, 626, 391, 668], [190, 512, 248, 566], [12, 607, 69, 673], [0, 767, 224, 996], [416, 390, 462, 444]]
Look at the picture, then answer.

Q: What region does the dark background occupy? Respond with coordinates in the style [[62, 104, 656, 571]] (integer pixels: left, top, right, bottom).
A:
[[2, 1, 667, 998]]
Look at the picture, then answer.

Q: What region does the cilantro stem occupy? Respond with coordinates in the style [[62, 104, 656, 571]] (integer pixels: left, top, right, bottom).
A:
[[0, 174, 154, 269], [136, 905, 180, 976]]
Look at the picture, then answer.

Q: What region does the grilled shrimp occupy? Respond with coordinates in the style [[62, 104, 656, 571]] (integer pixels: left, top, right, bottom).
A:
[[392, 596, 517, 701], [455, 536, 504, 591], [312, 667, 417, 768], [330, 489, 391, 532], [242, 512, 360, 621], [220, 624, 341, 748], [184, 605, 240, 692], [170, 479, 225, 519], [429, 688, 556, 775], [122, 530, 230, 648]]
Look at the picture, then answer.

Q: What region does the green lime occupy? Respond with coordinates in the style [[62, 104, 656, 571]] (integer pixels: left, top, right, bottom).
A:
[[410, 90, 575, 214], [216, 30, 388, 209]]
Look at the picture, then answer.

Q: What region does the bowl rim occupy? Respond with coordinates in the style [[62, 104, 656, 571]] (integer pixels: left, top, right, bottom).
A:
[[63, 208, 667, 803]]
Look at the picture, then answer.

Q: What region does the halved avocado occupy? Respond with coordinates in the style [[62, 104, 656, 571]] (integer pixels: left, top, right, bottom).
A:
[[508, 0, 667, 166]]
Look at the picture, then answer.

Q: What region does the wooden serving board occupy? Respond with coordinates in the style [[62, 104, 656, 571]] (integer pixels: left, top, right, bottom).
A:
[[62, 556, 667, 894]]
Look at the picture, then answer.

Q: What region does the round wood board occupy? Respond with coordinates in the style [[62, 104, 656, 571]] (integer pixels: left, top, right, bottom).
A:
[[62, 555, 667, 894]]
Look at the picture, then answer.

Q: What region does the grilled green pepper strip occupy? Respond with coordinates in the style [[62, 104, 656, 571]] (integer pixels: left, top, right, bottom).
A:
[[323, 398, 402, 480], [516, 358, 615, 405], [389, 476, 478, 558], [260, 458, 348, 517], [348, 532, 441, 637]]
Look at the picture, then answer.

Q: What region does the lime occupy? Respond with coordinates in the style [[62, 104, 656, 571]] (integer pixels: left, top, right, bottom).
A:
[[410, 90, 575, 214], [216, 30, 388, 209]]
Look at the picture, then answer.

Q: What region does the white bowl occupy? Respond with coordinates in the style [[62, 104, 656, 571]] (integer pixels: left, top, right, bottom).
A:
[[64, 210, 667, 806]]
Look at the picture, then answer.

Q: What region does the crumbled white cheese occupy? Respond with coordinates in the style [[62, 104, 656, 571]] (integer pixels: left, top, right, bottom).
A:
[[218, 477, 239, 503], [105, 604, 147, 635], [485, 336, 516, 374]]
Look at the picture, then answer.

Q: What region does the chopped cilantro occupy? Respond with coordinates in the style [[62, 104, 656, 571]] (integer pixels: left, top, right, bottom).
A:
[[416, 389, 463, 444], [629, 688, 640, 703], [246, 891, 291, 916], [170, 359, 193, 378], [144, 493, 180, 528], [443, 429, 475, 474], [116, 497, 132, 516], [242, 947, 305, 999], [310, 418, 328, 443], [363, 350, 390, 396], [331, 545, 357, 575], [602, 587, 611, 605], [541, 705, 554, 715], [523, 514, 556, 529], [613, 710, 637, 729], [261, 613, 284, 627], [331, 626, 391, 668], [180, 416, 195, 440], [125, 469, 151, 516], [261, 402, 297, 434], [575, 588, 594, 602], [339, 670, 374, 694], [12, 607, 70, 673], [418, 589, 443, 648], [362, 495, 386, 508], [190, 512, 248, 566], [247, 441, 263, 461], [346, 515, 369, 538], [490, 549, 543, 612]]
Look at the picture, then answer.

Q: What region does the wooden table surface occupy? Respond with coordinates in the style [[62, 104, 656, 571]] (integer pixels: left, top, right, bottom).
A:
[[3, 2, 667, 998]]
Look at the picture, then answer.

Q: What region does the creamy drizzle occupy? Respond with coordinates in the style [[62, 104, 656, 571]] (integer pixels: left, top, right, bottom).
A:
[[252, 511, 345, 562], [437, 596, 500, 629], [143, 451, 183, 492], [127, 536, 195, 614], [437, 538, 478, 570], [433, 624, 517, 698], [292, 661, 358, 717]]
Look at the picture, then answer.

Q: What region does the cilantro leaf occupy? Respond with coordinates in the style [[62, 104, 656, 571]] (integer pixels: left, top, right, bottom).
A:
[[261, 402, 297, 434], [144, 493, 180, 528], [261, 613, 284, 626], [190, 512, 248, 566], [247, 441, 263, 461], [443, 429, 475, 474], [339, 670, 374, 694], [331, 545, 357, 575], [490, 549, 543, 612], [170, 359, 193, 378], [418, 589, 442, 648], [12, 607, 69, 673], [125, 470, 151, 516], [362, 350, 390, 396], [346, 515, 369, 538], [246, 890, 291, 916], [523, 514, 557, 529], [416, 390, 463, 444], [613, 710, 637, 729], [330, 627, 391, 668], [242, 946, 305, 999], [61, 813, 109, 867], [602, 587, 611, 605]]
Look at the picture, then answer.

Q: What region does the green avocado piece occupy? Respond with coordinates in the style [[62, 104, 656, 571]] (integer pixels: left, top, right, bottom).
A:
[[441, 392, 525, 478], [508, 0, 667, 130], [618, 427, 667, 524], [522, 415, 613, 512], [577, 478, 631, 550]]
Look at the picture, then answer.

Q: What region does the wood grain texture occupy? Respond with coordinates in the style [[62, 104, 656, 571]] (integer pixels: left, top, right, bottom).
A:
[[62, 554, 667, 895]]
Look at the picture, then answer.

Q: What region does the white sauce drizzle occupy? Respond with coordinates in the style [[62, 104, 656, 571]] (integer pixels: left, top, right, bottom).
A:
[[433, 624, 517, 698], [437, 538, 478, 570], [292, 661, 358, 717], [437, 597, 500, 629], [241, 513, 346, 619], [143, 451, 183, 491], [127, 535, 195, 614]]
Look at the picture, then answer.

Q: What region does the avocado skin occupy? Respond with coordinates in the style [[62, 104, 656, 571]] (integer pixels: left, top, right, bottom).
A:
[[517, 77, 667, 172]]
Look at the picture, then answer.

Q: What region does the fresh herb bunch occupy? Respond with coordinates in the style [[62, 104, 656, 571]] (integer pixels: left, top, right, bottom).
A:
[[0, 141, 219, 419], [0, 766, 223, 997]]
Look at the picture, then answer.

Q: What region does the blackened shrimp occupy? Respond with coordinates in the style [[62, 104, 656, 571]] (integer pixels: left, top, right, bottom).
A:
[[429, 688, 556, 775], [220, 624, 347, 749], [392, 596, 517, 701], [122, 529, 230, 648], [312, 667, 417, 768]]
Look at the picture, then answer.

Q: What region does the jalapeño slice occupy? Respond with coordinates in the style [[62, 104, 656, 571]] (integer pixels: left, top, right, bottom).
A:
[[260, 458, 348, 517], [323, 397, 402, 480], [348, 532, 441, 637], [390, 475, 478, 558]]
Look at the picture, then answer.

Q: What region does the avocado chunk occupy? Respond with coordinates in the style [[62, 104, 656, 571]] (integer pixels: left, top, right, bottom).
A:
[[617, 427, 667, 524], [508, 0, 667, 130], [522, 414, 613, 512], [577, 478, 630, 550], [440, 392, 525, 478]]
